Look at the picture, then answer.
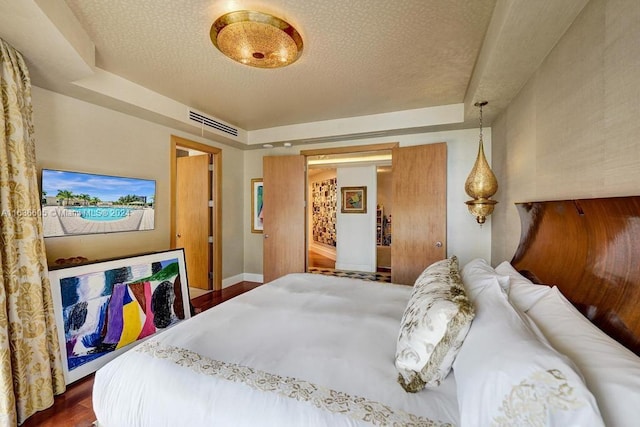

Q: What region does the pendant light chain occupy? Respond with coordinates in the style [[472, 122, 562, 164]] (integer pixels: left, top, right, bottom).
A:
[[479, 104, 483, 143], [475, 101, 487, 145]]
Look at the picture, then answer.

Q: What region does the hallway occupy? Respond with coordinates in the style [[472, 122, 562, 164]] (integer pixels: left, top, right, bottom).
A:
[[307, 249, 392, 283]]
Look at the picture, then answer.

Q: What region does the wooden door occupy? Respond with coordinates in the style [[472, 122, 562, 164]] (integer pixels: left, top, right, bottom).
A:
[[391, 143, 447, 285], [176, 154, 210, 289], [263, 155, 306, 283]]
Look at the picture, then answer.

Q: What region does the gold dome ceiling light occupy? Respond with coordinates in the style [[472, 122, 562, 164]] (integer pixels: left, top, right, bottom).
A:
[[210, 10, 303, 68], [465, 101, 498, 225]]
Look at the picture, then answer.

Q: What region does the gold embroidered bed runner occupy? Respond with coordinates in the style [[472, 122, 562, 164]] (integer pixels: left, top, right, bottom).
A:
[[137, 341, 452, 427]]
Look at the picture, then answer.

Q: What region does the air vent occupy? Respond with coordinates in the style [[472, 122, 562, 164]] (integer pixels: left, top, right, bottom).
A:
[[188, 110, 238, 137]]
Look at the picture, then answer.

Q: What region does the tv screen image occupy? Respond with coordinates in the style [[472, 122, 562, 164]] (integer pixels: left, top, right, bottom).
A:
[[41, 169, 156, 237]]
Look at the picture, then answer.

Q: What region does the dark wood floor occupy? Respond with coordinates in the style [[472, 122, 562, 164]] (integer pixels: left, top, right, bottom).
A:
[[21, 281, 262, 427], [190, 280, 262, 313]]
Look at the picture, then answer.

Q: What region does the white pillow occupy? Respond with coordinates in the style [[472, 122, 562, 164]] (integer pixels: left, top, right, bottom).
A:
[[460, 258, 510, 300], [527, 286, 640, 427], [453, 279, 604, 427], [395, 256, 475, 392], [495, 261, 551, 312]]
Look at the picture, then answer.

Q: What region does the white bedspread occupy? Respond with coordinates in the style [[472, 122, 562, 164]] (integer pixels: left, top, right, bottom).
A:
[[93, 273, 459, 426]]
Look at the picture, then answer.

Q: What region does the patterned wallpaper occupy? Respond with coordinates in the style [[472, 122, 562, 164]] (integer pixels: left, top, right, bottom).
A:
[[312, 178, 337, 246], [491, 0, 640, 263]]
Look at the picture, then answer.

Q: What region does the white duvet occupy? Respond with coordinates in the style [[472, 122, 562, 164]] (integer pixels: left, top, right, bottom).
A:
[[93, 273, 459, 426]]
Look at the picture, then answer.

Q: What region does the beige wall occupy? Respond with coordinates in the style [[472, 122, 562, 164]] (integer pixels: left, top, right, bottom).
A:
[[33, 86, 245, 280], [243, 128, 495, 278], [491, 0, 640, 263], [31, 86, 496, 280]]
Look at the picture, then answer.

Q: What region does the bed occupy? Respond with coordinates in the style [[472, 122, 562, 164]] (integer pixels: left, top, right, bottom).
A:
[[93, 273, 460, 426], [93, 196, 640, 427]]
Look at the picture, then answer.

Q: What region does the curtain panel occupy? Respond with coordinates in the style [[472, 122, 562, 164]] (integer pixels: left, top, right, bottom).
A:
[[0, 38, 65, 426]]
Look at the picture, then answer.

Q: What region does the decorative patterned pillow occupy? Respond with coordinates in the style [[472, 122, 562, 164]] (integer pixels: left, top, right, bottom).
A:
[[395, 256, 475, 392]]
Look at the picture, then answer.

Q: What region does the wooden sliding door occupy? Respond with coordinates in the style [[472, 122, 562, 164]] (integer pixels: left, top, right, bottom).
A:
[[262, 144, 445, 286], [263, 155, 306, 283], [391, 143, 447, 285]]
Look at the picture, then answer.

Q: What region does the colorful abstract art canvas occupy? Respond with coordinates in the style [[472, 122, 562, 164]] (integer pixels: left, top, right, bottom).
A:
[[49, 249, 190, 384]]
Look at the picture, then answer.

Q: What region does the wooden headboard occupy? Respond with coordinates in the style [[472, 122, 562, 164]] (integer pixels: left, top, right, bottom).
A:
[[511, 196, 640, 356]]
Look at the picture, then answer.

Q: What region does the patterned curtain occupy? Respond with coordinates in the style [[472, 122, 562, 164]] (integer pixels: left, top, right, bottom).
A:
[[0, 39, 65, 425]]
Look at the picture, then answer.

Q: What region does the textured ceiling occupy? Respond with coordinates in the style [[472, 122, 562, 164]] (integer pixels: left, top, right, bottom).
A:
[[64, 0, 496, 131]]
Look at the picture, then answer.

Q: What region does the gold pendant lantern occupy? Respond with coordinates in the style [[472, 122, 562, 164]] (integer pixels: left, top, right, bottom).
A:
[[465, 101, 498, 224]]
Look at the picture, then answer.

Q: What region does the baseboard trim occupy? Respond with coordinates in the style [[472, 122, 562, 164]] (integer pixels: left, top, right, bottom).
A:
[[222, 273, 264, 288], [243, 273, 264, 284]]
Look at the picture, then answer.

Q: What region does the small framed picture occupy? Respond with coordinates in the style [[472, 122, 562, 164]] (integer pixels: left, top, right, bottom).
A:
[[341, 186, 367, 214], [251, 178, 264, 233]]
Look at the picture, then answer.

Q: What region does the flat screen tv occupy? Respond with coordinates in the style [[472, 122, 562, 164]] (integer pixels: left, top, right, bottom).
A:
[[41, 168, 156, 238]]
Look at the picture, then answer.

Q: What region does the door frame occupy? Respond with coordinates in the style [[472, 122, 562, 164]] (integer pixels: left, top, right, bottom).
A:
[[170, 135, 222, 291], [301, 142, 399, 271], [300, 142, 398, 158]]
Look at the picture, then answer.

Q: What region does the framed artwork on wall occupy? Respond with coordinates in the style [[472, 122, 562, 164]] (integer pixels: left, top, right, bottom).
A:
[[251, 178, 264, 233], [341, 186, 367, 214], [49, 249, 190, 384]]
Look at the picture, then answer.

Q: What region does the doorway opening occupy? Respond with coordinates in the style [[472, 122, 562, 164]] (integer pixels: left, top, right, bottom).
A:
[[305, 148, 393, 279], [263, 142, 445, 286], [170, 135, 222, 295]]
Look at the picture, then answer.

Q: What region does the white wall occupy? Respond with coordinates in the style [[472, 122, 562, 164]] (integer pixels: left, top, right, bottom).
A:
[[32, 86, 246, 280], [335, 165, 377, 272], [491, 0, 640, 264], [243, 128, 493, 277]]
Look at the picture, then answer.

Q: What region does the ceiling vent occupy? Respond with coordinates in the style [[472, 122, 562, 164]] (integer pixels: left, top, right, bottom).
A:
[[188, 109, 238, 137]]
